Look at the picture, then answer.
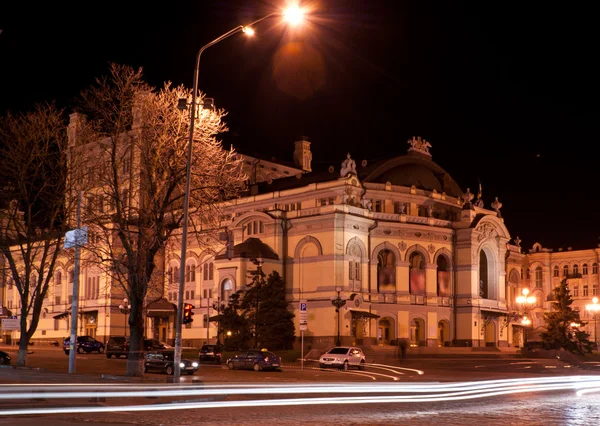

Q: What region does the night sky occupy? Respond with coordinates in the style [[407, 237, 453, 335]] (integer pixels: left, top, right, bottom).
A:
[[1, 1, 598, 251]]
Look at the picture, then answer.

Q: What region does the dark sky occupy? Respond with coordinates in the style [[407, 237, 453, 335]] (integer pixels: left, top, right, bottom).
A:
[[1, 1, 598, 251]]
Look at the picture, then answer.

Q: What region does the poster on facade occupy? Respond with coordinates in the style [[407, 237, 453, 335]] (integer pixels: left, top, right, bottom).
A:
[[410, 269, 425, 294], [438, 271, 451, 297]]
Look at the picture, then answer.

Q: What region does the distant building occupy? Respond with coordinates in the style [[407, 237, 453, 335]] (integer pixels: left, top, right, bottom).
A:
[[2, 122, 598, 350]]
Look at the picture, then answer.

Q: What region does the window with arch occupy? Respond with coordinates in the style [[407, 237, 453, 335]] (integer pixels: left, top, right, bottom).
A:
[[563, 265, 569, 277], [186, 262, 196, 283], [479, 251, 488, 299], [437, 255, 450, 297], [203, 262, 214, 281], [168, 265, 179, 286], [246, 220, 264, 236], [348, 242, 362, 291], [376, 249, 396, 292], [594, 263, 599, 275], [86, 271, 100, 300], [583, 264, 588, 275], [553, 265, 559, 277], [535, 267, 543, 288], [409, 252, 426, 295], [221, 278, 234, 303], [573, 264, 579, 275], [54, 271, 62, 305]]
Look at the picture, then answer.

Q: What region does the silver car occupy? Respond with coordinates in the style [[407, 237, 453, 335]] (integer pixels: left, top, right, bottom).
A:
[[319, 346, 366, 371]]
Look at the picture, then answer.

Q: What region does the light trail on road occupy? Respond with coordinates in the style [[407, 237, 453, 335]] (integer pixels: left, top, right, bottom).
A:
[[1, 376, 599, 416]]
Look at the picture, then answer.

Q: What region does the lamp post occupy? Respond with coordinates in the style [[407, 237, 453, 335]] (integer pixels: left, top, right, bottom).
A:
[[118, 297, 131, 338], [586, 296, 600, 348], [330, 287, 347, 346], [516, 288, 536, 347], [212, 297, 222, 345], [173, 6, 305, 382], [250, 258, 264, 349]]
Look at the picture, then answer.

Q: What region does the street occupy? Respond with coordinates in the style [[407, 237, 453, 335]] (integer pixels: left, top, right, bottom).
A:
[[2, 345, 600, 425]]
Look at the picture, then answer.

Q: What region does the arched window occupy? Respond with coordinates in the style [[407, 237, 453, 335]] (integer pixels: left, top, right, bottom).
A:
[[377, 249, 396, 292], [573, 264, 579, 275], [186, 262, 196, 283], [553, 265, 559, 277], [348, 243, 362, 292], [409, 252, 425, 295], [221, 278, 234, 303], [479, 251, 488, 299], [583, 264, 588, 275], [54, 271, 62, 305], [168, 265, 179, 286], [535, 266, 543, 288], [594, 263, 599, 275], [436, 256, 450, 297], [563, 265, 569, 277], [203, 262, 214, 281]]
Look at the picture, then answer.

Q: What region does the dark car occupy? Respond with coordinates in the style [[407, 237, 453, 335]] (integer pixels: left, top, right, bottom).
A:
[[63, 335, 105, 355], [106, 336, 129, 358], [143, 350, 198, 375], [226, 349, 281, 372], [144, 339, 167, 351], [199, 344, 223, 364], [0, 350, 11, 365]]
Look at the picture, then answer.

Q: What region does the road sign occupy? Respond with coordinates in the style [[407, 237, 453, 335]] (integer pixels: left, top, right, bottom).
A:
[[299, 300, 307, 325], [2, 318, 19, 330], [300, 324, 307, 331], [64, 226, 88, 249]]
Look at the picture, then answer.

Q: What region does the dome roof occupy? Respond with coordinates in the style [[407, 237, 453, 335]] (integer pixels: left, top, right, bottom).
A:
[[360, 151, 462, 198]]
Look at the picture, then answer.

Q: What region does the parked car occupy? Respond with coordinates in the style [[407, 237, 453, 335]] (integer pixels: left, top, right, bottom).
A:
[[106, 336, 129, 358], [226, 349, 281, 372], [199, 344, 223, 364], [63, 335, 105, 355], [319, 346, 366, 371], [0, 350, 11, 365], [144, 339, 167, 351], [143, 350, 198, 375]]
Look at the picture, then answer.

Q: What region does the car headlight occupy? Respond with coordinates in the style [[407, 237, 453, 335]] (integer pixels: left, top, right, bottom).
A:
[[179, 362, 185, 368], [192, 362, 198, 367]]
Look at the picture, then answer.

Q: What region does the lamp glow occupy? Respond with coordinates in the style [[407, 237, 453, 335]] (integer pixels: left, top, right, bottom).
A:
[[283, 6, 304, 25]]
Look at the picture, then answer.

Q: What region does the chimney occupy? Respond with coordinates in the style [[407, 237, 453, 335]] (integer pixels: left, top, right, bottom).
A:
[[293, 137, 312, 172]]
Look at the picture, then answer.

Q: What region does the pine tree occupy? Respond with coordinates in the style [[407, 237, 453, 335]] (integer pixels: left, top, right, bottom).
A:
[[257, 271, 296, 350], [540, 278, 593, 354], [219, 291, 251, 351]]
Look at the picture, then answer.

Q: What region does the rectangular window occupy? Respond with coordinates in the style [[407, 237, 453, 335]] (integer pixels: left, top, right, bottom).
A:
[[354, 262, 360, 281], [349, 262, 354, 280], [553, 268, 559, 277], [594, 264, 599, 275], [55, 295, 61, 305], [583, 285, 589, 297], [374, 200, 383, 212], [573, 286, 579, 297], [535, 269, 543, 288], [54, 319, 59, 331], [203, 314, 209, 328], [593, 285, 598, 296], [185, 290, 189, 300], [190, 290, 195, 300]]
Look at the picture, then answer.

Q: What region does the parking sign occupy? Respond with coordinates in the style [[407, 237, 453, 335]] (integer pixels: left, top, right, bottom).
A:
[[299, 300, 307, 325]]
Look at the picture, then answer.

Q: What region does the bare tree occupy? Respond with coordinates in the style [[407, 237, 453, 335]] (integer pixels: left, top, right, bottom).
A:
[[0, 103, 69, 366], [72, 63, 246, 376]]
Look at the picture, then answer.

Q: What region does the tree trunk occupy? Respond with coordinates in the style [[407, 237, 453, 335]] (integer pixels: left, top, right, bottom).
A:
[[16, 322, 30, 366], [125, 302, 145, 377]]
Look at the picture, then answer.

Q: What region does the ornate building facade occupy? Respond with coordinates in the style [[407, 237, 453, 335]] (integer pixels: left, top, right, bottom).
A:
[[2, 130, 599, 350]]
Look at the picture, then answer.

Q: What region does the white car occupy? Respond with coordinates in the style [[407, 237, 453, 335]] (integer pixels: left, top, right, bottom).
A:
[[319, 346, 366, 371]]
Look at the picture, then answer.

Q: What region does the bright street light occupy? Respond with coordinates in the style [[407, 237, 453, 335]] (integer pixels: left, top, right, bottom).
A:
[[174, 5, 307, 383], [586, 296, 600, 348], [516, 288, 536, 347]]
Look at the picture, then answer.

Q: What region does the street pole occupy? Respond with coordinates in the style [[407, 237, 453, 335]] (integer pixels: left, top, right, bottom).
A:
[[68, 192, 82, 374], [206, 297, 210, 344]]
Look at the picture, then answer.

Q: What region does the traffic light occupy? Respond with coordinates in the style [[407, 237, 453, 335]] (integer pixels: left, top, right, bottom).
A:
[[183, 303, 195, 324]]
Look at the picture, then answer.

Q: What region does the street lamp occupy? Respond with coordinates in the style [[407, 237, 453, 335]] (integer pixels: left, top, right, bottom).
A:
[[330, 287, 347, 346], [516, 288, 536, 347], [586, 296, 600, 348], [212, 297, 223, 345], [173, 6, 306, 382], [118, 297, 131, 338], [250, 258, 264, 349]]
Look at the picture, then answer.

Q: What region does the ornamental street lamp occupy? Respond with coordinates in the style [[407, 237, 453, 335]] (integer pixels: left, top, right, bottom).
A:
[[330, 287, 347, 346], [516, 288, 536, 347], [118, 297, 131, 338], [586, 296, 600, 348], [173, 5, 306, 383]]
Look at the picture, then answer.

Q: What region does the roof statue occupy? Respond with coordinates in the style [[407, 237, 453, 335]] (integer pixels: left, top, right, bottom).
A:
[[461, 188, 474, 209], [491, 196, 503, 217], [407, 136, 432, 156], [340, 152, 357, 177], [474, 182, 484, 208]]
